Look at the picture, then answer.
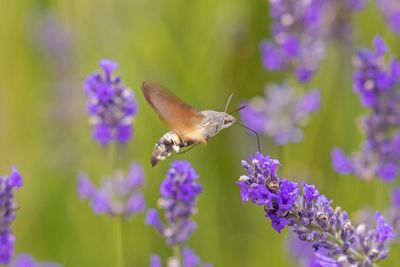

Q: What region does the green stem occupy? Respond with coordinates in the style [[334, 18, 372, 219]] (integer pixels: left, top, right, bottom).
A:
[[108, 143, 118, 173], [173, 245, 182, 265], [115, 216, 124, 267], [108, 144, 123, 267]]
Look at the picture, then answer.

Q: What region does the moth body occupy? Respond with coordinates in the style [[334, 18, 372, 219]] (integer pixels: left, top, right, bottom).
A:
[[151, 110, 236, 166], [151, 131, 191, 166], [142, 81, 237, 166]]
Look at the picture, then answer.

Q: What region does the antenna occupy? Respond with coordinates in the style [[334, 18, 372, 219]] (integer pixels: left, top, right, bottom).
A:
[[224, 93, 234, 113], [235, 121, 261, 152]]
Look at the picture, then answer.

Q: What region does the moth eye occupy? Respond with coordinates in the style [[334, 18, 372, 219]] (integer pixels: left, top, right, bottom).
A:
[[224, 120, 229, 125]]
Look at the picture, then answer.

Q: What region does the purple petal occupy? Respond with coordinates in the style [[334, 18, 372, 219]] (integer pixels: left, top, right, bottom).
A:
[[182, 248, 200, 267], [77, 173, 95, 199], [145, 209, 164, 234], [150, 254, 162, 267], [124, 192, 146, 216], [93, 124, 112, 146], [90, 191, 110, 214], [331, 148, 354, 174], [8, 167, 23, 188]]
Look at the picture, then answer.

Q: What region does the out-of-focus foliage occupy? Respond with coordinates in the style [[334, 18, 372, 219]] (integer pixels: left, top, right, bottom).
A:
[[0, 0, 399, 266]]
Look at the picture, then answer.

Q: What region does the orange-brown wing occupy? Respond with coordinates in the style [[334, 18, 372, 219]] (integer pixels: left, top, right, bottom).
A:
[[141, 81, 206, 143]]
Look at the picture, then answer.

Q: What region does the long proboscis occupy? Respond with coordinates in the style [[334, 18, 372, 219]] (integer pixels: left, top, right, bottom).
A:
[[228, 105, 246, 114], [235, 121, 261, 153]]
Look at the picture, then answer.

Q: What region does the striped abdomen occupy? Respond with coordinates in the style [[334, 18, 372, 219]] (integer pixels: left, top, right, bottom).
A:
[[151, 131, 193, 166]]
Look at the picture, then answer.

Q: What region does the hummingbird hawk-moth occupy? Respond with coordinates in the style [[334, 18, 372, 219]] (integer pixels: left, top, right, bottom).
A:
[[142, 81, 239, 166]]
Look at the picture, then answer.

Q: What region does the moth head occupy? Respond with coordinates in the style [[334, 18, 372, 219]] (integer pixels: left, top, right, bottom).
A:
[[222, 113, 236, 129]]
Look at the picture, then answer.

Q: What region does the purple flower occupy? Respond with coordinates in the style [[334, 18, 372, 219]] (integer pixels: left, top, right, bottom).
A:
[[240, 84, 320, 146], [262, 0, 326, 82], [0, 167, 23, 265], [147, 161, 211, 267], [331, 148, 354, 174], [183, 248, 200, 267], [238, 152, 392, 265], [77, 163, 145, 218], [286, 233, 323, 267], [346, 0, 367, 11], [263, 0, 366, 82], [377, 0, 400, 34], [182, 248, 213, 267], [150, 254, 162, 267], [352, 36, 399, 107], [84, 59, 137, 145], [12, 253, 61, 267], [146, 161, 202, 246], [332, 36, 400, 181]]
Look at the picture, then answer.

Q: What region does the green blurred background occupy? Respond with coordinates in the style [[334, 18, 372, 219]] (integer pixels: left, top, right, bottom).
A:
[[1, 0, 400, 266]]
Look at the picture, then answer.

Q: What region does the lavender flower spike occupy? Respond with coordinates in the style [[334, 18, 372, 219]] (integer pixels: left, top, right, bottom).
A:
[[84, 59, 137, 145], [77, 163, 146, 218], [240, 83, 320, 145], [332, 36, 400, 181], [263, 0, 367, 82], [237, 152, 392, 266], [262, 0, 326, 82], [0, 167, 23, 265], [146, 161, 212, 267], [146, 161, 202, 246]]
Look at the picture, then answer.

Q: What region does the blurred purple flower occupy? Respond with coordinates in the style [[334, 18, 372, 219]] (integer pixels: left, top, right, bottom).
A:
[[377, 0, 400, 34], [146, 161, 202, 246], [146, 161, 211, 267], [332, 36, 400, 181], [331, 148, 354, 174], [150, 254, 162, 267], [183, 248, 201, 267], [240, 84, 320, 146], [263, 0, 366, 82], [84, 59, 137, 145], [346, 0, 367, 11], [286, 233, 323, 267], [0, 167, 23, 265], [12, 253, 61, 267], [262, 0, 325, 82], [77, 163, 145, 218], [238, 152, 392, 265]]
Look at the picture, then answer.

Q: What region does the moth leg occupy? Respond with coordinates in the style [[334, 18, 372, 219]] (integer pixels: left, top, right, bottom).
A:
[[177, 144, 198, 155]]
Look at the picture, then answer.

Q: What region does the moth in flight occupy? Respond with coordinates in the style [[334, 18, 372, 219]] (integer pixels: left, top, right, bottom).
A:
[[142, 81, 249, 166]]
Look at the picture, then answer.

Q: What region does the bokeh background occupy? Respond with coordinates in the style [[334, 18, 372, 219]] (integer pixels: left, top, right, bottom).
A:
[[1, 0, 400, 266]]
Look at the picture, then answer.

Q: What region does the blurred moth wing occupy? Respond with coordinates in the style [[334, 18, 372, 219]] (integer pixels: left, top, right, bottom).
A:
[[141, 81, 206, 143]]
